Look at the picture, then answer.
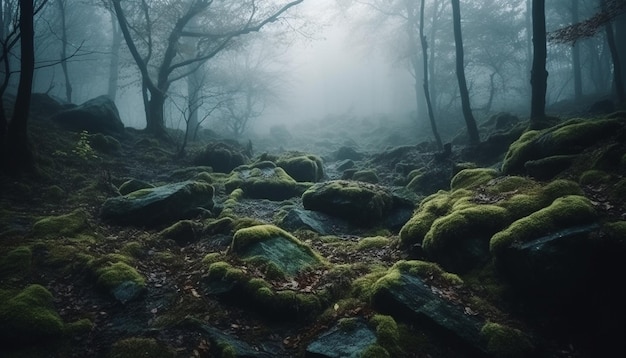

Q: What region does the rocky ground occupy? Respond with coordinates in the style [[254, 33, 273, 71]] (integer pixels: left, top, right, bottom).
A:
[[1, 97, 625, 358]]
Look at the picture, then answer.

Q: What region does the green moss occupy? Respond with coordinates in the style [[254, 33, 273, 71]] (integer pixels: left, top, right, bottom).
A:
[[501, 130, 541, 174], [579, 170, 611, 185], [603, 221, 626, 244], [490, 195, 596, 256], [0, 246, 32, 279], [158, 220, 200, 244], [353, 170, 380, 184], [224, 162, 301, 200], [118, 179, 154, 195], [391, 260, 463, 286], [121, 242, 143, 257], [32, 208, 89, 238], [231, 224, 313, 256], [423, 204, 509, 255], [108, 337, 175, 358], [202, 252, 223, 265], [64, 318, 94, 336], [399, 189, 472, 247], [0, 284, 64, 343], [485, 176, 539, 194], [357, 236, 390, 251], [370, 314, 399, 349], [95, 262, 146, 290], [362, 345, 391, 358], [206, 261, 245, 282], [450, 168, 498, 190], [43, 185, 66, 202], [276, 154, 325, 182], [481, 322, 534, 358], [540, 179, 583, 202], [192, 171, 214, 184]]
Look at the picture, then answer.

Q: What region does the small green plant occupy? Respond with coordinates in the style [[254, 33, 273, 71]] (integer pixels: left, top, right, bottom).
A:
[[73, 131, 98, 160]]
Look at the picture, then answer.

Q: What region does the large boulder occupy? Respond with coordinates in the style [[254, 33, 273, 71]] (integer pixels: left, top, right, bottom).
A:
[[306, 318, 377, 358], [193, 141, 249, 173], [50, 95, 124, 134], [302, 180, 395, 225], [224, 161, 308, 201], [276, 153, 325, 182], [100, 180, 214, 227]]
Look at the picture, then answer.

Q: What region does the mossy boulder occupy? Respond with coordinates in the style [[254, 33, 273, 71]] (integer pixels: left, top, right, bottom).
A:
[[90, 133, 121, 155], [158, 220, 202, 245], [193, 141, 248, 173], [230, 224, 324, 278], [502, 117, 626, 176], [50, 95, 125, 134], [276, 153, 324, 182], [0, 285, 64, 345], [450, 168, 498, 191], [32, 208, 89, 239], [352, 169, 380, 184], [481, 322, 534, 358], [302, 180, 395, 225], [306, 317, 378, 358], [118, 179, 154, 195], [490, 195, 596, 256], [0, 246, 32, 279], [100, 180, 214, 227], [405, 166, 452, 195], [224, 162, 308, 201], [93, 261, 146, 304]]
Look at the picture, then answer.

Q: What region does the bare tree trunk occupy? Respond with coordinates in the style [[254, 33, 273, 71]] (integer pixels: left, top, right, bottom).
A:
[[602, 1, 625, 103], [108, 10, 122, 101], [451, 0, 479, 144], [5, 0, 35, 173], [57, 0, 72, 103], [616, 13, 626, 97], [572, 0, 583, 101], [419, 0, 442, 150], [530, 0, 548, 126]]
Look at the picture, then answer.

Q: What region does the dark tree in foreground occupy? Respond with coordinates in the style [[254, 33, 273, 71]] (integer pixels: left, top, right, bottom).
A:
[[417, 0, 441, 150], [530, 0, 547, 126], [450, 0, 479, 144], [2, 0, 36, 173]]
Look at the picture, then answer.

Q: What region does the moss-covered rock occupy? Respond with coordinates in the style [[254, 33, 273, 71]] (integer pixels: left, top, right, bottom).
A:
[[490, 195, 596, 256], [93, 261, 146, 303], [90, 133, 121, 155], [108, 337, 175, 358], [579, 169, 611, 185], [302, 180, 395, 225], [450, 168, 498, 191], [158, 220, 202, 245], [193, 141, 248, 173], [502, 117, 626, 175], [118, 179, 154, 195], [224, 162, 305, 201], [100, 180, 214, 227], [32, 208, 89, 239], [230, 224, 324, 277], [276, 153, 324, 182], [352, 170, 380, 184], [0, 246, 32, 280], [480, 322, 534, 358], [0, 285, 64, 345]]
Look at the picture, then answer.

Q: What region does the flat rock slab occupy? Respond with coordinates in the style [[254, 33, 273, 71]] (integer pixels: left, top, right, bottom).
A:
[[279, 208, 339, 235], [240, 236, 320, 277], [306, 318, 377, 358], [372, 273, 487, 356], [100, 180, 214, 227]]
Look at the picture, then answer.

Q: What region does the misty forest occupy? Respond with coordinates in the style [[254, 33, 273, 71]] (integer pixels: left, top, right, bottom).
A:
[[1, 0, 626, 357]]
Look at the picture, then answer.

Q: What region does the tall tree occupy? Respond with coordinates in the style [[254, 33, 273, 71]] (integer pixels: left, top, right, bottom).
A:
[[111, 0, 304, 138], [530, 0, 547, 125], [56, 0, 72, 102], [417, 0, 441, 150], [572, 0, 583, 100], [450, 0, 479, 144], [107, 9, 122, 101], [601, 0, 625, 102], [3, 0, 36, 173]]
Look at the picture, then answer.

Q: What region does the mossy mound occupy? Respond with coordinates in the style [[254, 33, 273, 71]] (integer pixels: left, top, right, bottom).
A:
[[490, 195, 596, 256], [224, 162, 306, 201], [0, 285, 64, 345], [480, 322, 534, 358], [89, 133, 121, 155], [0, 246, 32, 280], [32, 208, 90, 239], [92, 261, 146, 303], [118, 178, 154, 195], [193, 141, 248, 173], [302, 180, 395, 225], [230, 224, 324, 277], [158, 220, 202, 245], [450, 168, 498, 190], [108, 337, 175, 358], [275, 153, 324, 182], [502, 117, 626, 176], [352, 170, 380, 184], [100, 180, 214, 227]]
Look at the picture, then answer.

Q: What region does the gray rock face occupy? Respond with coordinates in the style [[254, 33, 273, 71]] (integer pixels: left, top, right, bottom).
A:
[[279, 208, 335, 235], [51, 95, 125, 134], [306, 318, 377, 358], [372, 273, 487, 356], [100, 181, 214, 227]]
